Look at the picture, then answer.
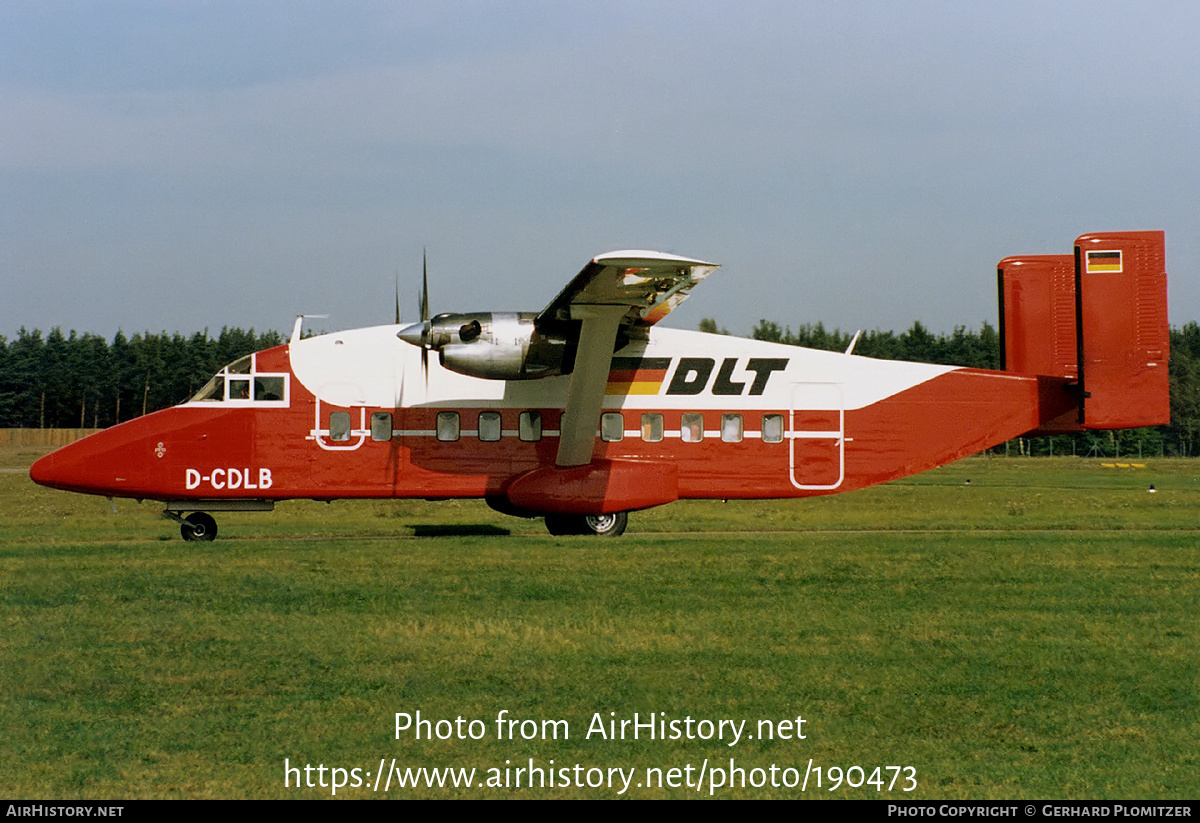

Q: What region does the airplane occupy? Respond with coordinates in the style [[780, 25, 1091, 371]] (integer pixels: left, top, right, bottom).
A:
[[30, 230, 1169, 540]]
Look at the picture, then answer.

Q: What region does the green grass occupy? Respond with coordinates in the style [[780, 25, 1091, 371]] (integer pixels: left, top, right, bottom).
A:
[[2, 447, 1197, 798]]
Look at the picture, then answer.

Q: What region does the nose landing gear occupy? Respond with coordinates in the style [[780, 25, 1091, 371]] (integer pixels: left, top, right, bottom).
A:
[[161, 500, 274, 540], [180, 512, 218, 541], [162, 509, 218, 541]]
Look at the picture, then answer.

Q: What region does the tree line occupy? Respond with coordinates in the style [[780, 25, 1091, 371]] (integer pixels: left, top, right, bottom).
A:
[[0, 327, 282, 429], [703, 317, 1200, 458], [4, 320, 1200, 456]]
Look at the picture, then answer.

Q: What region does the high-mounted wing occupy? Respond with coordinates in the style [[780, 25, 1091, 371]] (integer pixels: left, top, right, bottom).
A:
[[536, 250, 719, 335], [542, 251, 719, 467]]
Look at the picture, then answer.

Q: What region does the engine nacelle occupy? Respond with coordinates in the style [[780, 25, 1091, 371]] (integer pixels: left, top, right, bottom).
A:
[[430, 312, 568, 380]]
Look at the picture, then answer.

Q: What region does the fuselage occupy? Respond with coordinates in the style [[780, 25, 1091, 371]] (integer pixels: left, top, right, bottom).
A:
[[30, 324, 1072, 509]]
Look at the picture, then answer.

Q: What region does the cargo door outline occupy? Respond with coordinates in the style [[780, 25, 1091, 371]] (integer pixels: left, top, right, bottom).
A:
[[789, 382, 846, 490]]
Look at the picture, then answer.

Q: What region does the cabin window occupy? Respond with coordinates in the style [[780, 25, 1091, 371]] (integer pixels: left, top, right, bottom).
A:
[[478, 411, 502, 442], [762, 414, 784, 443], [681, 413, 704, 443], [641, 413, 663, 442], [329, 411, 352, 442], [601, 412, 624, 442], [721, 414, 744, 443], [436, 411, 460, 442], [519, 411, 542, 442], [371, 412, 393, 442]]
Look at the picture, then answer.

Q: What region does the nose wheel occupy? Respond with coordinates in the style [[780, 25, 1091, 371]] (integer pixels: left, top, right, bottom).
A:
[[179, 511, 218, 541]]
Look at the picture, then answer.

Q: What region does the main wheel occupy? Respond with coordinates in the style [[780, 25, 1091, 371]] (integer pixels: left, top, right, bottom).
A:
[[544, 512, 628, 536], [181, 511, 218, 541], [583, 512, 627, 536], [544, 514, 582, 536]]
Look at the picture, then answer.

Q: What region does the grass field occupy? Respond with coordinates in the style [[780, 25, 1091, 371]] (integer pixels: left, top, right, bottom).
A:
[[2, 445, 1197, 799]]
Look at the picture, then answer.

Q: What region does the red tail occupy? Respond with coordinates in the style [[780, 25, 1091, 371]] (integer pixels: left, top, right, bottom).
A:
[[998, 231, 1168, 431]]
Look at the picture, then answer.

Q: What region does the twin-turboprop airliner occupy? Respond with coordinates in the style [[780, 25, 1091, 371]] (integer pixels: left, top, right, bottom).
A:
[[30, 231, 1169, 539]]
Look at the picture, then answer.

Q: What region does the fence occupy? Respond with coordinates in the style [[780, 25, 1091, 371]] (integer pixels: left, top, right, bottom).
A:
[[0, 429, 100, 449]]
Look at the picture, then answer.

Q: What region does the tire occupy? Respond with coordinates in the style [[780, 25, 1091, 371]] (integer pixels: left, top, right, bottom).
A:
[[544, 514, 581, 536], [544, 512, 628, 537], [583, 512, 627, 536], [181, 512, 218, 541]]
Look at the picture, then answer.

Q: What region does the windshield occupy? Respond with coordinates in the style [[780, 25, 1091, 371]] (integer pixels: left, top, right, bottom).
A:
[[188, 356, 287, 405], [191, 374, 224, 402]]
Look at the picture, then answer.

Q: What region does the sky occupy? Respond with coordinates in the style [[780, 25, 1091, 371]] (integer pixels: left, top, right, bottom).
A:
[[3, 1, 1199, 342]]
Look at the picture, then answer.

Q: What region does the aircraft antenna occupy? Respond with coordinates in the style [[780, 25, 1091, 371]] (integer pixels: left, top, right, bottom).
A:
[[290, 314, 329, 344], [845, 329, 863, 355]]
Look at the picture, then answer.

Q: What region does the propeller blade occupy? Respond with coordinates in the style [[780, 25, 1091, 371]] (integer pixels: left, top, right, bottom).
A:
[[420, 249, 430, 381], [421, 249, 430, 322]]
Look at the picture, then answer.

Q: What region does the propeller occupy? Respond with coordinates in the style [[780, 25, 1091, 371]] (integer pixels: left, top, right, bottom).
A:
[[396, 249, 433, 382]]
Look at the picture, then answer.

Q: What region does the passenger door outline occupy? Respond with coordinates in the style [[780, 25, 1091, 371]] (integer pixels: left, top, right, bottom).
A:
[[312, 384, 368, 451], [789, 382, 846, 490]]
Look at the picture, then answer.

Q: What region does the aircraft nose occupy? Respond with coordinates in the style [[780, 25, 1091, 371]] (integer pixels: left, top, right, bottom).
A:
[[29, 453, 53, 487], [29, 428, 137, 496], [30, 445, 92, 493]]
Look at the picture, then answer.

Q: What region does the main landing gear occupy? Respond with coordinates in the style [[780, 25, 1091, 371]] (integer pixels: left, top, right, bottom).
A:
[[544, 511, 628, 537]]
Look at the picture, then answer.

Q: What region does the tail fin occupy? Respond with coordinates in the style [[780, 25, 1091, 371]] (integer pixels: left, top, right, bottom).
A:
[[1076, 231, 1169, 428], [997, 253, 1077, 380], [998, 231, 1168, 430]]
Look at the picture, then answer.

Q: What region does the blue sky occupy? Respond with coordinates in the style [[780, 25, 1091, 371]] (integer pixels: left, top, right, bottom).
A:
[[3, 1, 1198, 340]]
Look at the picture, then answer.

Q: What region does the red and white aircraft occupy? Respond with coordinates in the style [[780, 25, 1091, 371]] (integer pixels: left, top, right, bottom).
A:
[[31, 231, 1169, 539]]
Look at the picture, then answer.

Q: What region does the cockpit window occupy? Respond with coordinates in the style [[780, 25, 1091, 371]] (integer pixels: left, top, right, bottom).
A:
[[229, 377, 251, 400], [227, 356, 252, 374], [192, 374, 224, 402], [188, 355, 288, 405], [256, 376, 285, 401]]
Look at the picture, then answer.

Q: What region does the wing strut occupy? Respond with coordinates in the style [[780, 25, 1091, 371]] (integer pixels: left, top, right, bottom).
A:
[[555, 304, 628, 467]]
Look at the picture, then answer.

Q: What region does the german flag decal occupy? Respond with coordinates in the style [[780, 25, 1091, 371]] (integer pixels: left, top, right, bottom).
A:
[[607, 357, 671, 395], [1086, 250, 1123, 274]]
